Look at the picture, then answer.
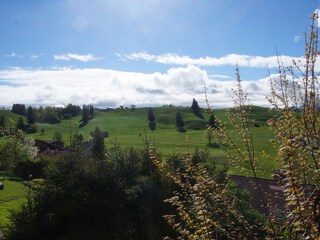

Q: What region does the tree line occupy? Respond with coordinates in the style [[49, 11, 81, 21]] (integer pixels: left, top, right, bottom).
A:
[[5, 104, 92, 133]]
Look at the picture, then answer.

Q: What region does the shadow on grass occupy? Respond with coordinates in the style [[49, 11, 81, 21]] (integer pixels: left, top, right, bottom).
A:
[[79, 121, 88, 128], [207, 142, 220, 148], [193, 112, 204, 119], [177, 128, 187, 133], [148, 121, 156, 131]]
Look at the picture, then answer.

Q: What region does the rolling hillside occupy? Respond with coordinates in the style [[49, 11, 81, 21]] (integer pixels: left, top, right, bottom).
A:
[[0, 106, 278, 177]]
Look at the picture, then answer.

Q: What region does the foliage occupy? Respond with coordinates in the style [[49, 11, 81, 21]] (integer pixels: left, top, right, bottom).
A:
[[11, 104, 26, 116], [130, 104, 136, 111], [150, 142, 268, 239], [25, 124, 37, 134], [16, 117, 25, 131], [60, 103, 81, 117], [147, 107, 155, 122], [203, 126, 216, 145], [175, 111, 185, 131], [198, 13, 320, 239], [6, 143, 174, 240], [91, 127, 105, 160], [26, 106, 37, 125], [145, 9, 320, 240], [0, 128, 38, 173], [0, 115, 6, 128], [52, 131, 63, 142], [265, 13, 320, 239], [89, 105, 94, 118], [81, 105, 94, 123], [82, 105, 90, 123], [37, 106, 60, 124], [191, 98, 204, 119], [191, 98, 200, 114], [208, 113, 218, 129]]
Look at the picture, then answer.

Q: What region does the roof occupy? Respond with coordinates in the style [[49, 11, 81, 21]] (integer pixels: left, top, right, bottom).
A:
[[229, 175, 286, 217]]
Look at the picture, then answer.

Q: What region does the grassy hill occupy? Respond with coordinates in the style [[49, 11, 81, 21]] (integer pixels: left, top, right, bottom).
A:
[[0, 106, 278, 177]]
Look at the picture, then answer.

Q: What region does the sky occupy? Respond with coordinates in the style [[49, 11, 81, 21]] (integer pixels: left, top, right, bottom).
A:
[[0, 0, 319, 109]]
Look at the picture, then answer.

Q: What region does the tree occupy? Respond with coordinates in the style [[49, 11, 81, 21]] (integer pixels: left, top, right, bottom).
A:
[[38, 107, 60, 124], [147, 107, 155, 122], [191, 98, 200, 114], [89, 105, 94, 118], [62, 103, 81, 117], [26, 106, 36, 125], [82, 105, 90, 122], [16, 117, 25, 131], [203, 127, 215, 145], [7, 144, 174, 240], [0, 129, 38, 172], [175, 111, 184, 130], [0, 115, 6, 128], [130, 104, 136, 111], [150, 146, 267, 239], [11, 104, 26, 116], [53, 131, 63, 142], [208, 113, 218, 129], [92, 127, 105, 160]]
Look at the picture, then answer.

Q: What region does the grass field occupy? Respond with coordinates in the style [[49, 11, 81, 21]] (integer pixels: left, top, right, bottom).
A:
[[0, 106, 278, 177], [0, 172, 25, 231]]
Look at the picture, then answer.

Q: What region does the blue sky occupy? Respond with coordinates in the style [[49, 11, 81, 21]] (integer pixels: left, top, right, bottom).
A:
[[0, 0, 319, 108]]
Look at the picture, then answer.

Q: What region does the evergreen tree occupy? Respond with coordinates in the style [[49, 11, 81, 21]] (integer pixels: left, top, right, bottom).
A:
[[92, 127, 105, 160], [89, 105, 94, 118], [16, 117, 25, 131], [208, 114, 218, 129], [147, 107, 155, 122], [26, 106, 36, 125], [0, 115, 6, 128], [82, 105, 90, 122], [175, 111, 185, 129], [11, 104, 26, 116], [191, 98, 200, 114]]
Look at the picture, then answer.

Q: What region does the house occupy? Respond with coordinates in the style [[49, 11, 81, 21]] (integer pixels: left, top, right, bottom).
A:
[[65, 141, 94, 157], [230, 175, 286, 218], [35, 139, 65, 157], [90, 130, 109, 138], [230, 174, 319, 223]]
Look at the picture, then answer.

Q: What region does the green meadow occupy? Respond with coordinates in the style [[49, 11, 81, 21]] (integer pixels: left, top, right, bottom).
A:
[[0, 173, 25, 230], [0, 106, 278, 177]]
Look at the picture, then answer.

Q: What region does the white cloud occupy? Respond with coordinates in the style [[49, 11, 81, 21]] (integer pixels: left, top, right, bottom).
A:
[[53, 53, 100, 62], [0, 66, 272, 109], [208, 74, 231, 79], [5, 53, 23, 58], [294, 35, 301, 42], [30, 54, 40, 59], [122, 52, 303, 69]]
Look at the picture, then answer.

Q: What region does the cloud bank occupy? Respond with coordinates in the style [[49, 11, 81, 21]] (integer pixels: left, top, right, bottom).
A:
[[123, 52, 303, 68], [0, 66, 271, 109]]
